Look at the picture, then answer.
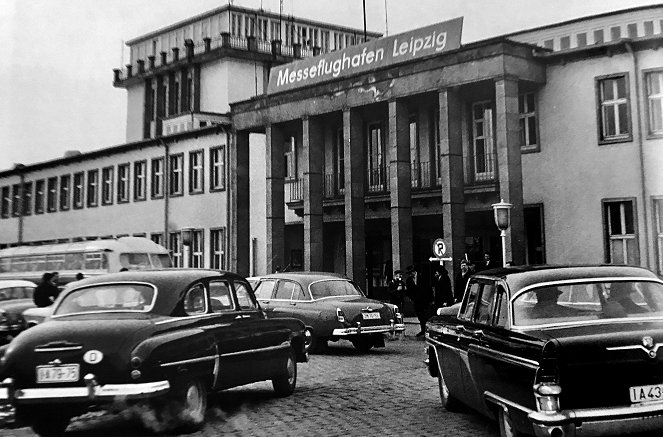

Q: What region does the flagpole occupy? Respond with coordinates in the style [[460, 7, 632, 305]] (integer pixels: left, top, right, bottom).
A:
[[362, 0, 367, 42], [384, 0, 389, 36]]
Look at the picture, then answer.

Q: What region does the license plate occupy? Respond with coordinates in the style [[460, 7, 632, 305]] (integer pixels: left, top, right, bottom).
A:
[[36, 364, 80, 383], [362, 312, 380, 320], [630, 383, 663, 403]]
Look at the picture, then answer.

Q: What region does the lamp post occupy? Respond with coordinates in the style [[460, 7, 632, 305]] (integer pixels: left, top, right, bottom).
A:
[[181, 227, 193, 268], [491, 199, 512, 268]]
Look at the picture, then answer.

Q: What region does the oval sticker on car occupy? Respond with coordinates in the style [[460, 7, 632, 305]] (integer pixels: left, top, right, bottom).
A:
[[83, 350, 103, 364]]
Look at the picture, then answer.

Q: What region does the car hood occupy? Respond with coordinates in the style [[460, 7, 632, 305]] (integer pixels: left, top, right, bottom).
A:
[[3, 315, 156, 385]]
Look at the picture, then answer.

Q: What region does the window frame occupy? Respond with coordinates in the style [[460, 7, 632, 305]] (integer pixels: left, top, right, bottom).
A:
[[519, 92, 540, 153], [169, 232, 182, 267], [284, 136, 297, 181], [134, 160, 147, 201], [470, 100, 496, 183], [0, 186, 8, 218], [46, 177, 57, 213], [11, 184, 20, 217], [653, 196, 663, 276], [22, 181, 32, 217], [86, 169, 99, 208], [595, 73, 633, 145], [644, 68, 663, 138], [73, 172, 84, 210], [169, 153, 184, 197], [210, 146, 226, 192], [101, 166, 114, 206], [602, 197, 639, 265], [210, 227, 226, 270], [190, 229, 204, 268], [59, 174, 71, 211], [189, 149, 204, 194], [34, 179, 45, 214], [151, 157, 164, 199], [117, 163, 130, 204]]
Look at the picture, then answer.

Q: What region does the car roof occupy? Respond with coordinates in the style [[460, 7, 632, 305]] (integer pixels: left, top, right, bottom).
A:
[[249, 271, 350, 288], [471, 264, 660, 292], [0, 280, 37, 288]]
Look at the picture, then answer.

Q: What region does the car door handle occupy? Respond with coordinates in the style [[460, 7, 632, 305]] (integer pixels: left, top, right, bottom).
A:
[[470, 329, 485, 339], [289, 302, 297, 306], [235, 314, 250, 319], [260, 301, 270, 305], [454, 325, 467, 333]]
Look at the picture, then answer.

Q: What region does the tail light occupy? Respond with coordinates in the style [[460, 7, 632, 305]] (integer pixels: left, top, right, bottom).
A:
[[336, 308, 346, 323], [534, 340, 561, 412], [534, 382, 562, 412]]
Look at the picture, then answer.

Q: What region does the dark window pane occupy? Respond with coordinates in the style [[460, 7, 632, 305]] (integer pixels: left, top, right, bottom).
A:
[[616, 77, 626, 98], [528, 118, 537, 145], [618, 103, 629, 134], [624, 202, 634, 234]]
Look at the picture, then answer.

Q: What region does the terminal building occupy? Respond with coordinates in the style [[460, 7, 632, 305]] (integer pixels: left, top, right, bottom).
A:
[[1, 4, 662, 298]]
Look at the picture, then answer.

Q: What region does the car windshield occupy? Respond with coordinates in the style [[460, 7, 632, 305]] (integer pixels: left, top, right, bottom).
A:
[[53, 283, 156, 315], [513, 280, 663, 326], [0, 286, 34, 300], [309, 280, 363, 299]]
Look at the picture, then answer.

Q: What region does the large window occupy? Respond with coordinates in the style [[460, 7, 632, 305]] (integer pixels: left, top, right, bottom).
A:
[[189, 150, 204, 194], [409, 115, 421, 188], [210, 146, 225, 191], [73, 172, 84, 209], [151, 157, 164, 198], [210, 227, 226, 269], [190, 229, 203, 268], [117, 163, 130, 203], [597, 74, 631, 143], [603, 199, 638, 265], [102, 167, 114, 205], [646, 70, 663, 136], [22, 182, 32, 216], [59, 174, 71, 211], [0, 186, 9, 218], [34, 179, 44, 214], [519, 92, 538, 150], [11, 184, 20, 216], [367, 122, 385, 192], [655, 198, 663, 276], [47, 177, 57, 212], [284, 137, 296, 180], [134, 160, 146, 201], [471, 101, 495, 182], [332, 127, 344, 195], [169, 154, 183, 196], [169, 232, 182, 267], [87, 169, 99, 207], [430, 109, 442, 186], [150, 232, 164, 246]]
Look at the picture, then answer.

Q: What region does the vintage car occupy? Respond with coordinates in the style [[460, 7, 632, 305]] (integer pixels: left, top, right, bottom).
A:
[[0, 269, 308, 436], [0, 280, 36, 344], [425, 265, 663, 437], [248, 272, 405, 353]]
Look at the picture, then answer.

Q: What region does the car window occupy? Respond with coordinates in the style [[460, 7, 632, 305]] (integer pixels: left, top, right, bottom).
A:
[[254, 279, 277, 300], [209, 280, 234, 312], [474, 283, 496, 325], [494, 285, 509, 327], [459, 281, 481, 321], [235, 281, 258, 310], [274, 280, 295, 300], [54, 283, 155, 315], [292, 282, 309, 301], [310, 280, 362, 299], [0, 286, 34, 300], [183, 284, 207, 315]]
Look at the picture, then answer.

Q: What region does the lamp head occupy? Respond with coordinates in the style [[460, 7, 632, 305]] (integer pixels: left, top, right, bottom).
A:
[[492, 199, 512, 231]]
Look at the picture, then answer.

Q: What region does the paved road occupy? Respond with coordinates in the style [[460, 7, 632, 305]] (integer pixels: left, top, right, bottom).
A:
[[0, 323, 499, 437]]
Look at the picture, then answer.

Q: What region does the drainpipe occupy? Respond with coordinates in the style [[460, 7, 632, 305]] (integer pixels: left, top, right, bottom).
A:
[[14, 164, 25, 244], [226, 128, 232, 271], [625, 42, 651, 269], [160, 139, 170, 251]]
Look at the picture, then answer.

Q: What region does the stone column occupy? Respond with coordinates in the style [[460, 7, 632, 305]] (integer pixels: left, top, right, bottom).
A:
[[266, 124, 285, 273], [388, 99, 413, 273], [231, 130, 250, 276], [438, 89, 466, 292], [302, 116, 324, 271], [495, 77, 526, 265], [343, 108, 366, 286]]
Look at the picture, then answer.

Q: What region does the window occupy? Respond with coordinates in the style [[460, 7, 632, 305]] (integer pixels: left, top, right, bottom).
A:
[[253, 279, 276, 300], [59, 174, 71, 211], [210, 227, 226, 269], [367, 122, 385, 192], [47, 177, 57, 212], [34, 179, 44, 214], [134, 161, 147, 201], [209, 280, 234, 311], [189, 150, 204, 193], [22, 182, 32, 216], [11, 184, 20, 216], [234, 281, 258, 310], [210, 146, 225, 191], [87, 169, 99, 207], [654, 198, 663, 275], [284, 137, 296, 180], [169, 154, 183, 196], [183, 284, 206, 315], [644, 21, 654, 36], [190, 229, 203, 268], [560, 36, 570, 50], [150, 232, 164, 246], [332, 127, 345, 195], [610, 26, 621, 40], [519, 92, 538, 150], [73, 172, 84, 209], [151, 157, 164, 198], [431, 109, 442, 185], [474, 283, 497, 325], [594, 29, 604, 44], [409, 115, 420, 188], [646, 70, 663, 136], [169, 232, 182, 267], [102, 167, 114, 205], [0, 186, 9, 218], [459, 281, 481, 320], [603, 199, 638, 265], [117, 163, 130, 203], [471, 101, 495, 182], [597, 74, 631, 143], [576, 32, 587, 47], [627, 23, 638, 38]]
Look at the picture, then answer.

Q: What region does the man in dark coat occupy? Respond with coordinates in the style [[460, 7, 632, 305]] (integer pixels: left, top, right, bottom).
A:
[[388, 270, 406, 311], [33, 272, 60, 308], [433, 266, 454, 310], [405, 265, 432, 337]]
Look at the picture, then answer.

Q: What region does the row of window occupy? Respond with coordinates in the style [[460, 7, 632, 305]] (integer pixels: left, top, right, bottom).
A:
[[158, 227, 226, 270], [539, 19, 663, 51], [0, 146, 226, 218]]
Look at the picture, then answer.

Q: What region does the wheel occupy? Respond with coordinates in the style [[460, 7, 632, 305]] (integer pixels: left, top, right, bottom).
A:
[[28, 409, 72, 437], [498, 408, 523, 437], [437, 371, 461, 411], [351, 336, 374, 353], [150, 378, 207, 433], [272, 347, 297, 397]]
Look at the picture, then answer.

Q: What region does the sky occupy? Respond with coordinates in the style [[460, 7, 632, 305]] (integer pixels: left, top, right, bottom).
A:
[[0, 0, 660, 171]]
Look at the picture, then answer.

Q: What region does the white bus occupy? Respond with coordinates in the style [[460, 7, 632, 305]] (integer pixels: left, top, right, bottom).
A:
[[0, 237, 172, 285]]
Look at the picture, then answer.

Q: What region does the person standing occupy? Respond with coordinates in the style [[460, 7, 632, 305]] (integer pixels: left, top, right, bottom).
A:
[[477, 252, 494, 272], [33, 272, 60, 308], [433, 266, 454, 311], [454, 260, 472, 303], [405, 265, 431, 337], [388, 270, 406, 311]]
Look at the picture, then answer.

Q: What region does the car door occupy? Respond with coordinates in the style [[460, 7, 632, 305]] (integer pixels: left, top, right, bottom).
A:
[[269, 279, 297, 318], [253, 278, 277, 316]]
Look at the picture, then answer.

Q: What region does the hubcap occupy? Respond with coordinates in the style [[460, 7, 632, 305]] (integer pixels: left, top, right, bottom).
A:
[[287, 356, 295, 385], [184, 383, 204, 420]]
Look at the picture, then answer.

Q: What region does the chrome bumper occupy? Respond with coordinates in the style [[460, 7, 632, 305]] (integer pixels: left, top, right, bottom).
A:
[[332, 323, 406, 336], [529, 401, 663, 437], [0, 377, 170, 404]]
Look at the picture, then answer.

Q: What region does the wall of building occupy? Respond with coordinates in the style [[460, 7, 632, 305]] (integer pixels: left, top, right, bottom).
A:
[[200, 59, 229, 114], [249, 133, 267, 276], [126, 84, 145, 142], [227, 60, 265, 105]]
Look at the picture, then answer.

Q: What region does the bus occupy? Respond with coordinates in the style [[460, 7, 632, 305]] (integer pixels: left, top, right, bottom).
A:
[[0, 237, 172, 286]]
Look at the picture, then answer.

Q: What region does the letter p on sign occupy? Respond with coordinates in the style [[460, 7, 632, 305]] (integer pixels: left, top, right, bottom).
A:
[[433, 238, 447, 258]]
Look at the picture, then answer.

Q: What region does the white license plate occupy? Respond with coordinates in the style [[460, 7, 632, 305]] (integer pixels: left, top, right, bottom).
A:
[[630, 383, 663, 403], [36, 364, 80, 383], [362, 312, 380, 320]]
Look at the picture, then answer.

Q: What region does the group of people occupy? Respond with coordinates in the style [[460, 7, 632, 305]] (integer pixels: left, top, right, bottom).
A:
[[33, 271, 86, 308], [387, 252, 497, 337]]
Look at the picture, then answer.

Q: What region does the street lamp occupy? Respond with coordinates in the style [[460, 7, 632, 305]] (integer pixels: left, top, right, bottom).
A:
[[491, 199, 512, 268], [181, 227, 194, 268]]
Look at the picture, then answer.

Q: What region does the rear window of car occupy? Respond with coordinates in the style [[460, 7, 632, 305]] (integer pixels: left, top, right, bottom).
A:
[[513, 280, 663, 326], [0, 286, 34, 300], [310, 280, 362, 299], [53, 283, 156, 315]]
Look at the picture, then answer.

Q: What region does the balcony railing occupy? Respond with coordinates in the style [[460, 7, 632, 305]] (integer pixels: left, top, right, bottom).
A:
[[285, 179, 303, 203], [366, 166, 388, 194], [411, 161, 442, 190], [324, 173, 344, 199]]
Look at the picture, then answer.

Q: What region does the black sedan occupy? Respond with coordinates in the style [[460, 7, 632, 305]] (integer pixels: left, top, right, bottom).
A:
[[249, 272, 405, 353], [426, 265, 663, 437], [0, 269, 308, 436]]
